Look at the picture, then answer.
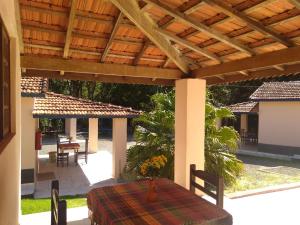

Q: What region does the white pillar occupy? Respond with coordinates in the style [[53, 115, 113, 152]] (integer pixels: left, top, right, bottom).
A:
[[240, 114, 248, 134], [65, 118, 77, 140], [175, 79, 206, 189], [112, 118, 127, 179], [89, 118, 99, 153]]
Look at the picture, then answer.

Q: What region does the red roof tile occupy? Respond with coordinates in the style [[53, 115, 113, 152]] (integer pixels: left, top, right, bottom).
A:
[[33, 92, 141, 118], [250, 82, 300, 101], [227, 101, 258, 113], [21, 77, 48, 97]]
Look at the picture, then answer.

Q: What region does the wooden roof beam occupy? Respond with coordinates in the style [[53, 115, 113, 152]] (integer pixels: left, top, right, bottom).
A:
[[206, 63, 300, 85], [157, 29, 222, 63], [21, 55, 183, 79], [203, 0, 293, 47], [63, 0, 77, 58], [143, 0, 255, 56], [101, 12, 123, 62], [110, 0, 190, 73], [192, 46, 300, 78]]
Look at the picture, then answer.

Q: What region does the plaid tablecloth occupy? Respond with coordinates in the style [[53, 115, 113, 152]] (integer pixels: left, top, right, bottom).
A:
[[87, 178, 232, 225]]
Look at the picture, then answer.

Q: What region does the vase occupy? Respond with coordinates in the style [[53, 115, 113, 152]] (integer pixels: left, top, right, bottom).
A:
[[146, 178, 158, 202]]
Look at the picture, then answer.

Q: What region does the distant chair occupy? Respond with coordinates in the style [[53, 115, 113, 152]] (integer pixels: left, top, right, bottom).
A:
[[76, 138, 89, 164], [51, 180, 67, 225], [56, 138, 69, 167], [190, 164, 224, 208]]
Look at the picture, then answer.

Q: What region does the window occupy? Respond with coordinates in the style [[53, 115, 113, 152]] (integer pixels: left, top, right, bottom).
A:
[[0, 17, 11, 150]]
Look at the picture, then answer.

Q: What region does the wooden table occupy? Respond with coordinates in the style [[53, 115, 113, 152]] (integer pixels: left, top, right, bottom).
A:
[[87, 178, 232, 225], [58, 143, 80, 165]]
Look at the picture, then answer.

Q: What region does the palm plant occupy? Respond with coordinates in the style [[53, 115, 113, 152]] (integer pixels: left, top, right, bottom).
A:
[[125, 91, 243, 185]]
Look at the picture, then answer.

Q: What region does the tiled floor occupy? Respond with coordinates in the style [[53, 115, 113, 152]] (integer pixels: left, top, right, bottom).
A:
[[33, 137, 135, 198], [21, 187, 300, 225]]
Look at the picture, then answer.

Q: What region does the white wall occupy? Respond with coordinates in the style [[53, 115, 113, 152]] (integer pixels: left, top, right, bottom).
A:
[[0, 0, 21, 224], [259, 101, 300, 147], [21, 97, 36, 170]]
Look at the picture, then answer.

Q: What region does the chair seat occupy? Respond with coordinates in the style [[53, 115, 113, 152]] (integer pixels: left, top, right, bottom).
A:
[[58, 152, 69, 156]]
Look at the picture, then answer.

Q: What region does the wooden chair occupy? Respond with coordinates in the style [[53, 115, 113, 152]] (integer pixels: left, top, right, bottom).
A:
[[190, 164, 224, 208], [51, 180, 67, 225], [56, 138, 69, 167], [76, 138, 89, 164]]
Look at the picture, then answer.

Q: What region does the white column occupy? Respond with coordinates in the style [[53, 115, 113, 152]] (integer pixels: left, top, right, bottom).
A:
[[240, 114, 248, 134], [89, 118, 99, 153], [112, 118, 127, 179], [65, 118, 77, 140], [175, 79, 206, 189]]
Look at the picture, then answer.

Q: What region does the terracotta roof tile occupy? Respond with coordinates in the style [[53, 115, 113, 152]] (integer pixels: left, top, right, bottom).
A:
[[250, 81, 300, 101], [21, 76, 48, 97], [33, 92, 141, 118], [227, 101, 258, 113]]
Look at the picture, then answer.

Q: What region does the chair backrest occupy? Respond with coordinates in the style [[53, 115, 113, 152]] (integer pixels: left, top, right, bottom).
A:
[[85, 138, 89, 153], [190, 164, 224, 208], [51, 180, 67, 225]]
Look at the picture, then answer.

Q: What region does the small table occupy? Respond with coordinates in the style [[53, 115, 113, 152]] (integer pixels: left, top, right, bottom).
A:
[[87, 178, 232, 225], [58, 143, 80, 165]]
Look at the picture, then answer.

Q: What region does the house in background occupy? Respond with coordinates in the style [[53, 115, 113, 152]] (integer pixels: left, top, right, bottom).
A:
[[228, 81, 300, 156]]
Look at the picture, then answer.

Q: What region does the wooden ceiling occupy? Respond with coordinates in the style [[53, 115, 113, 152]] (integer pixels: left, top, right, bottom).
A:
[[19, 0, 300, 85]]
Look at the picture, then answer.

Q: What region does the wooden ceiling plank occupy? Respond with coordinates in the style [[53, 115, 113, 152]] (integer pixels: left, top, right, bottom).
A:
[[101, 12, 123, 62], [193, 46, 300, 78], [158, 29, 222, 63], [109, 0, 190, 73], [23, 69, 174, 86], [23, 43, 165, 62], [21, 55, 183, 79], [63, 0, 77, 58], [203, 0, 293, 47], [288, 0, 300, 9], [143, 0, 255, 56]]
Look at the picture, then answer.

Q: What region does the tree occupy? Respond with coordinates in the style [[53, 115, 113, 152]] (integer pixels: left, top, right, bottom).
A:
[[126, 91, 243, 185]]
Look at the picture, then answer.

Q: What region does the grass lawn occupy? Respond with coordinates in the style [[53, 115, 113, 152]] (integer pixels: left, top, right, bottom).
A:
[[21, 195, 87, 215], [226, 155, 300, 193]]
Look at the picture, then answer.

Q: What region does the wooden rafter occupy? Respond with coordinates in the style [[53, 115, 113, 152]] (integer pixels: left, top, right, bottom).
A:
[[20, 56, 183, 79], [289, 0, 300, 9], [206, 63, 300, 85], [63, 0, 77, 58], [133, 39, 150, 65], [192, 46, 300, 78], [157, 29, 222, 63], [203, 0, 293, 47], [23, 69, 174, 86], [109, 0, 190, 73], [143, 0, 255, 56], [101, 12, 123, 62]]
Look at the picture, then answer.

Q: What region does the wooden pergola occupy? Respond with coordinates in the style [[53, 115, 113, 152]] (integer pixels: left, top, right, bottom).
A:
[[18, 0, 300, 86], [17, 0, 300, 188]]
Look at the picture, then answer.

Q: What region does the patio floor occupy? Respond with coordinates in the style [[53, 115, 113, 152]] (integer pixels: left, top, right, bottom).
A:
[[31, 137, 135, 198], [21, 187, 300, 225]]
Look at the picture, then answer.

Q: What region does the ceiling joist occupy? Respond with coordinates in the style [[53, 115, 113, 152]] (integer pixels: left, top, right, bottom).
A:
[[20, 55, 183, 79], [143, 0, 255, 56], [109, 0, 190, 73], [203, 0, 293, 47]]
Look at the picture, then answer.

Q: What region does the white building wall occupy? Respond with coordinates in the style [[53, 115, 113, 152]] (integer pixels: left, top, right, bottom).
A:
[[259, 101, 300, 148], [0, 0, 22, 223]]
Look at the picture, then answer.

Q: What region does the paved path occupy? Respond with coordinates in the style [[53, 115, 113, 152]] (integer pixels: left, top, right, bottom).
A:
[[21, 187, 300, 225]]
